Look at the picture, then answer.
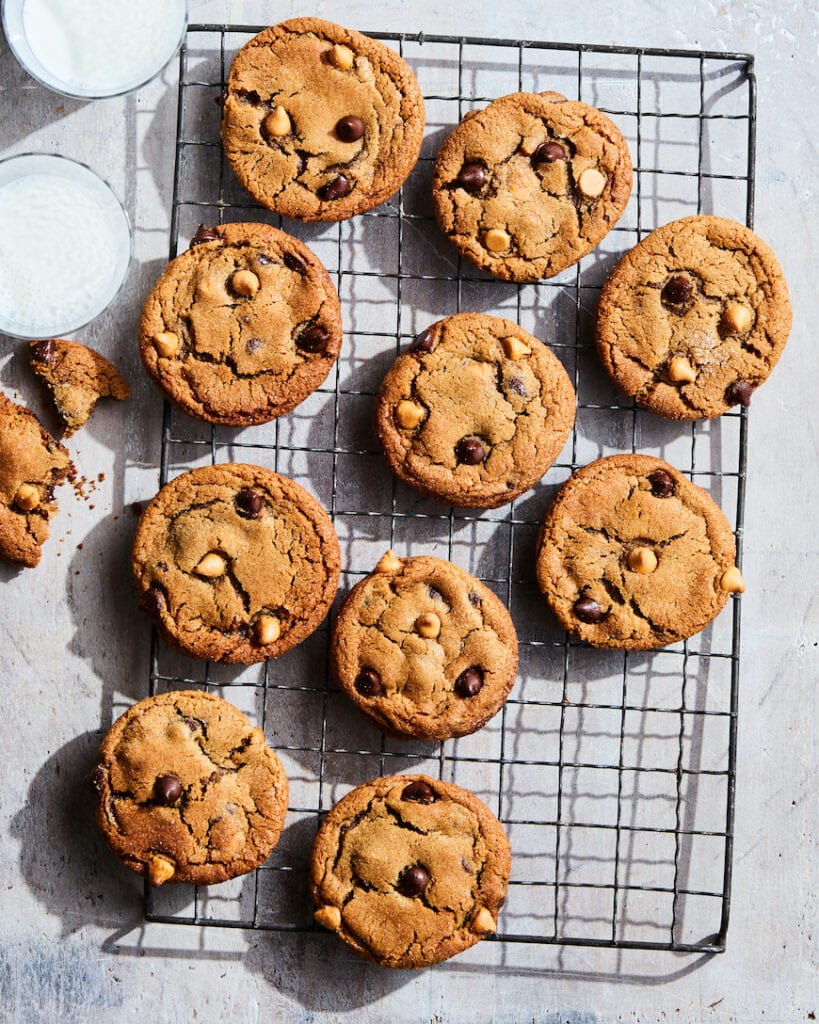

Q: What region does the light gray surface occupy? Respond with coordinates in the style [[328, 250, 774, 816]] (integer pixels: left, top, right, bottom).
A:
[[0, 1, 816, 1022]]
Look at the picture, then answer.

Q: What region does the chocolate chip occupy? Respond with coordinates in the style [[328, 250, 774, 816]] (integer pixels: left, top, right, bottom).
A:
[[182, 718, 201, 732], [725, 379, 753, 407], [298, 324, 329, 353], [662, 275, 693, 307], [401, 780, 436, 803], [191, 224, 220, 247], [236, 488, 264, 518], [532, 141, 567, 163], [154, 774, 183, 805], [335, 115, 365, 142], [398, 864, 430, 897], [238, 89, 261, 106], [142, 585, 165, 618], [455, 437, 486, 465], [355, 668, 383, 697], [508, 376, 527, 397], [91, 765, 106, 792], [318, 174, 351, 201], [283, 251, 305, 274], [215, 87, 228, 107], [412, 327, 435, 353], [468, 591, 482, 608], [455, 161, 487, 193], [257, 253, 273, 266], [648, 469, 675, 498], [574, 597, 605, 623], [31, 339, 55, 364], [246, 337, 263, 354], [427, 585, 443, 601], [454, 667, 483, 698]]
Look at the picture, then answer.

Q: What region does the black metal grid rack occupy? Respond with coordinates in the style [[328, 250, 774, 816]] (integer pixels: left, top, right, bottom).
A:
[[144, 25, 756, 955]]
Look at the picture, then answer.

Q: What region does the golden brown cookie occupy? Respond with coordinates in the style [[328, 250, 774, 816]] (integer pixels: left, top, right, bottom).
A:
[[595, 216, 792, 419], [374, 313, 575, 509], [29, 338, 130, 436], [535, 454, 744, 650], [311, 773, 510, 967], [432, 91, 632, 282], [95, 690, 288, 886], [132, 463, 340, 664], [331, 552, 518, 741], [221, 18, 425, 221], [138, 222, 342, 426], [0, 392, 71, 568]]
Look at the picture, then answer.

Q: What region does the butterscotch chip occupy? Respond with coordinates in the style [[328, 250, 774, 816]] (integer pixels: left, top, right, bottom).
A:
[[626, 546, 658, 574], [722, 301, 753, 334], [311, 774, 510, 967], [263, 106, 291, 137], [395, 399, 426, 429], [668, 356, 697, 383], [415, 611, 441, 638], [501, 336, 530, 361], [95, 691, 288, 886], [375, 549, 402, 574], [154, 331, 179, 357], [255, 614, 281, 645], [719, 566, 746, 593], [327, 43, 354, 70], [194, 551, 227, 578], [14, 484, 40, 511], [577, 167, 607, 197], [230, 269, 260, 296], [314, 905, 342, 930], [483, 228, 510, 252]]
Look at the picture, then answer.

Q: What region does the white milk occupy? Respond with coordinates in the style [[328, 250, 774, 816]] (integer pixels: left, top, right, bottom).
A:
[[22, 0, 186, 95], [0, 173, 127, 336]]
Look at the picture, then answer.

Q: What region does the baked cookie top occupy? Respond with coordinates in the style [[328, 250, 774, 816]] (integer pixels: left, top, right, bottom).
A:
[[432, 91, 632, 282], [595, 215, 792, 419], [95, 690, 288, 886], [132, 463, 340, 664], [0, 392, 71, 568], [311, 773, 510, 968], [221, 18, 425, 221], [374, 313, 576, 509], [138, 222, 342, 426], [536, 454, 745, 650], [331, 551, 518, 741], [30, 338, 130, 437]]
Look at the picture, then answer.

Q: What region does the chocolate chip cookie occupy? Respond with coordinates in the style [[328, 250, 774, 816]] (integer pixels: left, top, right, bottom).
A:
[[595, 216, 792, 419], [331, 551, 518, 741], [432, 91, 633, 282], [374, 313, 575, 509], [30, 338, 130, 437], [535, 454, 745, 650], [132, 463, 340, 664], [311, 773, 510, 967], [0, 392, 71, 568], [95, 690, 288, 886], [138, 222, 342, 426], [221, 18, 425, 221]]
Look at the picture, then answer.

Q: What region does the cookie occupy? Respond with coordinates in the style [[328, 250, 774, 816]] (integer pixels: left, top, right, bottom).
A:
[[30, 338, 130, 436], [138, 222, 342, 426], [132, 463, 340, 664], [374, 314, 575, 509], [311, 773, 510, 967], [535, 454, 745, 650], [432, 91, 632, 282], [221, 18, 425, 221], [94, 690, 288, 886], [595, 215, 792, 419], [331, 551, 518, 741], [0, 392, 71, 568]]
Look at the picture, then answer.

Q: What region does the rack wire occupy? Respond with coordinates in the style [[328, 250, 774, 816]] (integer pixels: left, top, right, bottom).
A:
[[144, 25, 756, 955]]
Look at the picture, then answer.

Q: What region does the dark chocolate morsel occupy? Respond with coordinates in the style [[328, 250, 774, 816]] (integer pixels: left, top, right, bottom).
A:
[[90, 765, 106, 792], [455, 161, 487, 193], [31, 340, 55, 364], [455, 437, 486, 465], [355, 668, 383, 697], [297, 324, 329, 353], [468, 591, 482, 608], [142, 585, 165, 618], [412, 327, 435, 353], [648, 469, 675, 498], [256, 253, 274, 266], [236, 488, 264, 518], [532, 141, 567, 163], [283, 251, 305, 273], [215, 87, 228, 107], [398, 864, 430, 897], [508, 376, 527, 397], [401, 780, 436, 803], [191, 224, 220, 247], [454, 667, 483, 698], [335, 115, 365, 142], [725, 379, 753, 407], [662, 275, 693, 306], [154, 774, 183, 805], [574, 597, 605, 623], [318, 174, 351, 201], [246, 337, 263, 354]]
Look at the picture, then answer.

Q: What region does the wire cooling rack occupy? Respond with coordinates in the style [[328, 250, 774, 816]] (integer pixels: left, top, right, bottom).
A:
[[143, 25, 756, 955]]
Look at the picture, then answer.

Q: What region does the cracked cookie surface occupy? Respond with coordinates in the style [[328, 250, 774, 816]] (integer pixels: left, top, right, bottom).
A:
[[221, 18, 425, 221], [95, 690, 288, 886], [0, 392, 71, 568], [138, 222, 342, 426], [311, 773, 510, 967], [30, 338, 130, 437], [536, 454, 742, 650], [432, 91, 632, 282], [374, 313, 576, 509], [331, 553, 518, 740], [595, 216, 792, 419], [132, 463, 340, 664]]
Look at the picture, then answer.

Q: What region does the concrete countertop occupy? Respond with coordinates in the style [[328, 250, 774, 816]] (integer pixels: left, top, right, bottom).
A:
[[0, 2, 815, 1022]]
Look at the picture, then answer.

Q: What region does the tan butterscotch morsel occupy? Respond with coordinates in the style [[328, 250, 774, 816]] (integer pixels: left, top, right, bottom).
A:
[[230, 269, 260, 297], [132, 463, 340, 664], [95, 691, 288, 886], [375, 548, 402, 574], [577, 167, 607, 197], [414, 611, 441, 638], [14, 484, 40, 511], [536, 454, 739, 650], [501, 336, 530, 361], [595, 216, 792, 419], [154, 332, 179, 358], [311, 774, 510, 967], [483, 228, 510, 252], [395, 399, 426, 429], [720, 566, 746, 594], [222, 18, 425, 221]]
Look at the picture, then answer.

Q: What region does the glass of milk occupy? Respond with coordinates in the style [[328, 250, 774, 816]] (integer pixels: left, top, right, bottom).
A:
[[0, 153, 132, 339], [2, 0, 188, 99]]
